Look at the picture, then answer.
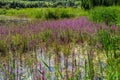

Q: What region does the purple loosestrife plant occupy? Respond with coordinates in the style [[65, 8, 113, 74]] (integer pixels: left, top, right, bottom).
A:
[[42, 69, 45, 80], [0, 16, 109, 55]]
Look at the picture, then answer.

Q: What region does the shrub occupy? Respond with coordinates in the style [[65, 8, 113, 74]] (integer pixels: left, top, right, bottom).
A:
[[90, 7, 120, 25], [34, 10, 43, 18], [44, 8, 75, 19], [81, 0, 93, 10], [44, 9, 59, 19], [0, 9, 7, 15], [60, 10, 74, 18]]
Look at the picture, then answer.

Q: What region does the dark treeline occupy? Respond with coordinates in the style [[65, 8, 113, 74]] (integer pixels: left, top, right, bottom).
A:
[[81, 0, 120, 9], [0, 0, 81, 8], [0, 0, 120, 9]]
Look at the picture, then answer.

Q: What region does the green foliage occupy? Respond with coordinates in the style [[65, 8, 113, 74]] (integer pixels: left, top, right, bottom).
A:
[[40, 30, 52, 42], [0, 0, 81, 8], [0, 8, 88, 19], [60, 10, 74, 18], [44, 10, 59, 19], [44, 8, 75, 19], [81, 0, 93, 10], [97, 30, 111, 56], [81, 0, 120, 9], [0, 9, 7, 14], [0, 40, 7, 56], [97, 29, 120, 58], [90, 7, 120, 25]]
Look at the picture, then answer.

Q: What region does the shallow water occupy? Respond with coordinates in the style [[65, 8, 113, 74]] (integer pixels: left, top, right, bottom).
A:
[[0, 15, 30, 26], [0, 46, 106, 80]]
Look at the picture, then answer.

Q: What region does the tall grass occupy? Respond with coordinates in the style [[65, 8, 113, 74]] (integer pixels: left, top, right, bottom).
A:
[[0, 8, 88, 19]]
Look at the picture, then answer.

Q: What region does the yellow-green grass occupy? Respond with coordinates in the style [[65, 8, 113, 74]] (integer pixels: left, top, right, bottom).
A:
[[0, 8, 88, 19]]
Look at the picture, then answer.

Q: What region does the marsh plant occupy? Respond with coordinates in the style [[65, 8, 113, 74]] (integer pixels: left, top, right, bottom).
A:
[[0, 16, 120, 80]]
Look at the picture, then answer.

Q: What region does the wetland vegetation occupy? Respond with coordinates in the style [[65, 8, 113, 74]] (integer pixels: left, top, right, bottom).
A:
[[0, 0, 120, 80]]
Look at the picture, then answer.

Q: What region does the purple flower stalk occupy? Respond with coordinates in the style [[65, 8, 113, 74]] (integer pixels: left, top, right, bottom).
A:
[[42, 69, 45, 80]]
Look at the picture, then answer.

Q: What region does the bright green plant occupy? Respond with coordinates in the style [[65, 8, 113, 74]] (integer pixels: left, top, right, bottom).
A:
[[90, 7, 120, 25]]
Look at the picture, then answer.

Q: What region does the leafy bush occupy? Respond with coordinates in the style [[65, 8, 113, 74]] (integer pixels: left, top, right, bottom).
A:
[[81, 0, 93, 10], [60, 10, 74, 18], [44, 10, 59, 19], [90, 7, 120, 25], [41, 8, 76, 19], [34, 10, 43, 18], [0, 9, 7, 15]]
